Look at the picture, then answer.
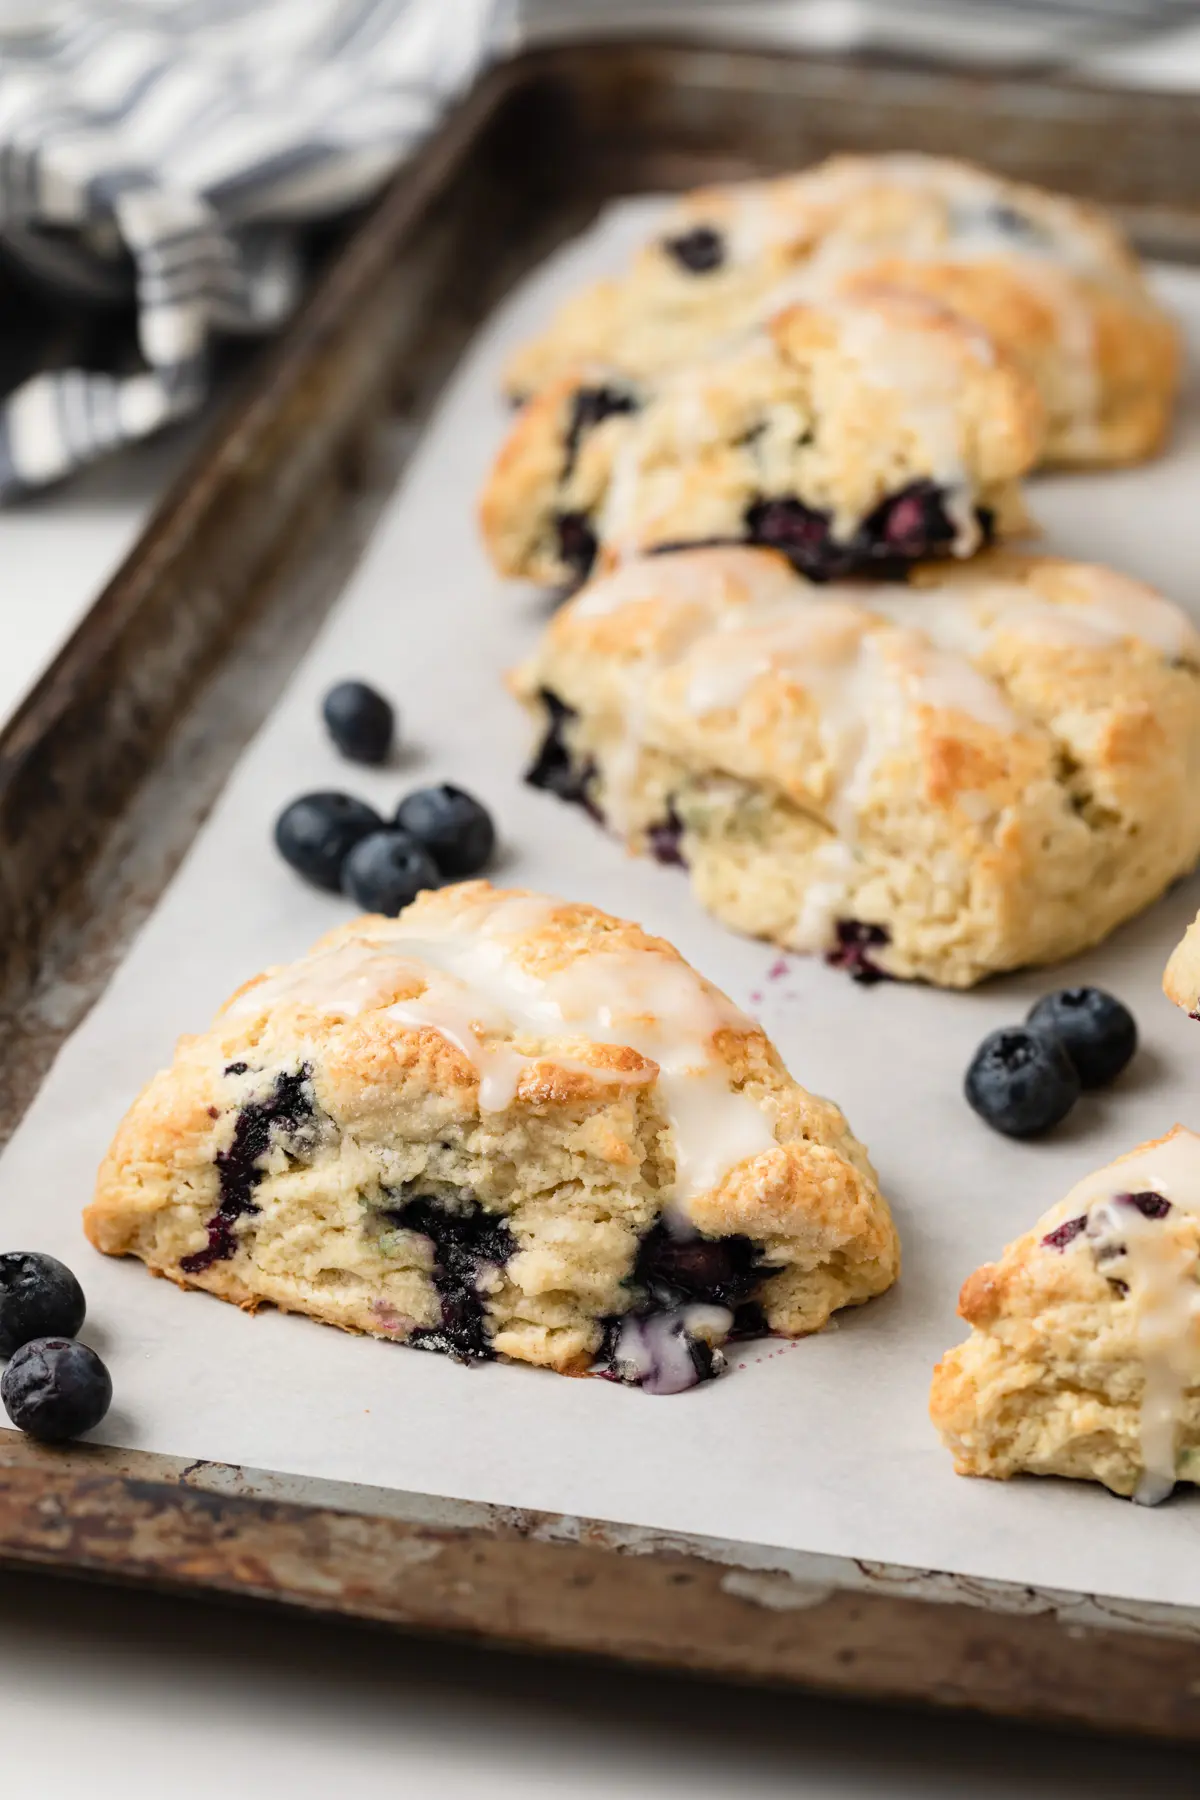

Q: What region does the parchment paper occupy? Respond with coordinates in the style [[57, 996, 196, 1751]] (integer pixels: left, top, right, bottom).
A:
[[5, 201, 1200, 1606]]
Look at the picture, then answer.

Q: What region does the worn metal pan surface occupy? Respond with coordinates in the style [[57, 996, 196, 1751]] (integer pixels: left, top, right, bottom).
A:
[[2, 41, 1200, 1736]]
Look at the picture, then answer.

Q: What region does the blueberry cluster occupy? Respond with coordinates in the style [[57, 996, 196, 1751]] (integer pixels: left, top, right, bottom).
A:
[[274, 681, 495, 915], [965, 986, 1138, 1138], [0, 1252, 112, 1442]]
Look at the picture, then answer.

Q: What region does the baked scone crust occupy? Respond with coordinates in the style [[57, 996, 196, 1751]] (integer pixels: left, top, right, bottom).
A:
[[85, 883, 899, 1383], [504, 152, 1179, 468], [513, 546, 1200, 988], [1164, 910, 1200, 1018], [482, 291, 1042, 588], [931, 1127, 1200, 1502]]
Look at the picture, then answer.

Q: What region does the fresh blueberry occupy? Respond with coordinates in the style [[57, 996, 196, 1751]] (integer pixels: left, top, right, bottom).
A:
[[342, 829, 439, 915], [1026, 988, 1137, 1089], [661, 225, 726, 274], [1, 1337, 112, 1441], [274, 792, 383, 891], [965, 1026, 1081, 1138], [394, 784, 495, 879], [0, 1253, 86, 1358], [322, 680, 395, 765]]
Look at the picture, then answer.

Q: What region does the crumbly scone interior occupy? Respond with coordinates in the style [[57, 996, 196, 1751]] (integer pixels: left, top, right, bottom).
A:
[[513, 546, 1200, 987], [85, 884, 899, 1389], [481, 292, 1042, 589], [501, 151, 1178, 470], [931, 1126, 1200, 1502]]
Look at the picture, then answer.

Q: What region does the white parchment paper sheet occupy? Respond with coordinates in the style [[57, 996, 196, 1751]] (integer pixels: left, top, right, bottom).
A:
[[5, 202, 1200, 1606]]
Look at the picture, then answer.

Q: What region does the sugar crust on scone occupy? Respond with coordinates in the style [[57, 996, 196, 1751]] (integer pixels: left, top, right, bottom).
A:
[[931, 1126, 1200, 1503], [503, 152, 1179, 468], [84, 882, 899, 1387], [481, 291, 1043, 588], [513, 546, 1200, 989]]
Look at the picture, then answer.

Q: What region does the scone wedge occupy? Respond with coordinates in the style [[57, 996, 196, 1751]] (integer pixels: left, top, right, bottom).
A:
[[514, 545, 1200, 988], [1163, 910, 1200, 1019], [932, 1127, 1200, 1502], [481, 291, 1042, 588], [504, 152, 1179, 468], [85, 883, 899, 1390]]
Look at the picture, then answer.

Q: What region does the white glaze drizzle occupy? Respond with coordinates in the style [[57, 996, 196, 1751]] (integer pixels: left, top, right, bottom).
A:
[[1046, 1127, 1200, 1505], [227, 890, 775, 1207], [667, 154, 1131, 446], [554, 546, 1197, 958], [854, 566, 1198, 662], [827, 302, 982, 553], [680, 154, 1123, 280], [559, 549, 1026, 944]]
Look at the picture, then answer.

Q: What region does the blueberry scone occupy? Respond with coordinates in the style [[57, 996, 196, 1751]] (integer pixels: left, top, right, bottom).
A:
[[84, 883, 899, 1390], [504, 153, 1179, 467], [512, 545, 1200, 989], [931, 1126, 1200, 1502], [481, 291, 1042, 587]]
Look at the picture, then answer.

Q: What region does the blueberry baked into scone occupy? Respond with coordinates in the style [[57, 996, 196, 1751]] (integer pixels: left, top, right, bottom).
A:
[[84, 883, 899, 1391], [481, 291, 1042, 588], [503, 153, 1179, 468], [931, 1126, 1200, 1503], [512, 545, 1200, 988]]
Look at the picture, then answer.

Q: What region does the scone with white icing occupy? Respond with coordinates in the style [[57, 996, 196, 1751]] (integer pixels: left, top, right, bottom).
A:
[[504, 153, 1179, 467], [84, 883, 899, 1390], [1163, 912, 1200, 1019], [512, 545, 1200, 988], [481, 291, 1042, 588], [931, 1127, 1200, 1503]]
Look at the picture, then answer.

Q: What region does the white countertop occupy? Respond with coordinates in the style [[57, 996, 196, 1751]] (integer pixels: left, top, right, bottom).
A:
[[0, 419, 202, 728], [2, 1564, 1197, 1799]]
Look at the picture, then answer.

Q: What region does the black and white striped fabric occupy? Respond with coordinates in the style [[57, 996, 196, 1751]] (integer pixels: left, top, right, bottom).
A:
[[0, 0, 1193, 497], [0, 0, 511, 497]]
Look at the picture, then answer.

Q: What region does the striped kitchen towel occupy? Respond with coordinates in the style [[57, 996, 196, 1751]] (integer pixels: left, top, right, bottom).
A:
[[0, 0, 511, 498]]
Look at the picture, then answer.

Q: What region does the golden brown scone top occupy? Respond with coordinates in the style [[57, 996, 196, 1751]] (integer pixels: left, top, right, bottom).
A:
[[87, 881, 897, 1263], [519, 543, 1200, 836], [932, 1126, 1200, 1500], [483, 290, 1044, 587], [503, 153, 1178, 470], [1164, 911, 1200, 1018]]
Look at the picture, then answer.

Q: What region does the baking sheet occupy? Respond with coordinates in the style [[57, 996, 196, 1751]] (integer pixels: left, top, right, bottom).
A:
[[6, 200, 1200, 1608]]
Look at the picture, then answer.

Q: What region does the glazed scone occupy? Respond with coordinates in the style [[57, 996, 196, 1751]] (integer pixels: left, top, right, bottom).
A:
[[481, 291, 1042, 588], [84, 883, 899, 1389], [512, 546, 1200, 988], [1163, 910, 1200, 1018], [932, 1126, 1200, 1502], [504, 153, 1179, 467]]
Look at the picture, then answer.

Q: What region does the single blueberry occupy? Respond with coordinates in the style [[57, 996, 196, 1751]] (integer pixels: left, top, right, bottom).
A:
[[662, 225, 726, 274], [394, 784, 495, 879], [342, 829, 439, 916], [965, 1026, 1081, 1138], [274, 791, 384, 892], [2, 1337, 112, 1441], [1026, 988, 1137, 1090], [0, 1253, 86, 1358], [321, 680, 395, 765]]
